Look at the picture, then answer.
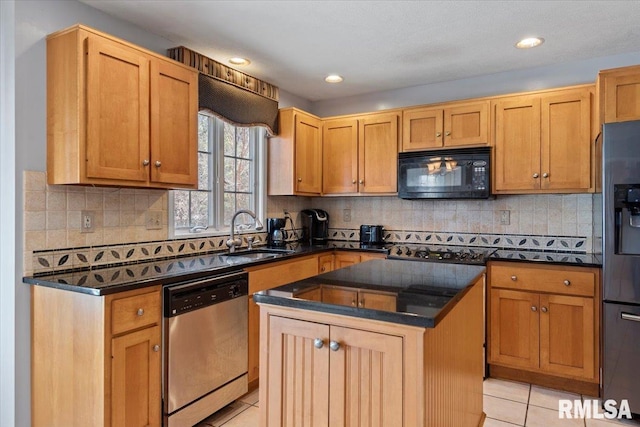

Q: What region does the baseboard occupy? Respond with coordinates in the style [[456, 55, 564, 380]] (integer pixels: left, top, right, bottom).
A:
[[489, 364, 599, 396]]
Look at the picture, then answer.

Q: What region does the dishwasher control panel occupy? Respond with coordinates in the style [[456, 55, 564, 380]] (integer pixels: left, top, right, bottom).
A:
[[164, 272, 248, 317]]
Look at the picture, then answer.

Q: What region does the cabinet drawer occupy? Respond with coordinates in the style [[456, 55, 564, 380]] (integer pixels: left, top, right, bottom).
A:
[[490, 264, 596, 297], [111, 291, 161, 335], [247, 255, 319, 294]]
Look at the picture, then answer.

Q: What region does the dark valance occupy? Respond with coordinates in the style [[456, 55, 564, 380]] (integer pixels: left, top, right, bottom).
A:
[[198, 73, 279, 135]]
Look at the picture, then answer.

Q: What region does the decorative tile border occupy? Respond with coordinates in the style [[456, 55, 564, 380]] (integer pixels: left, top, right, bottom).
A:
[[329, 228, 589, 253]]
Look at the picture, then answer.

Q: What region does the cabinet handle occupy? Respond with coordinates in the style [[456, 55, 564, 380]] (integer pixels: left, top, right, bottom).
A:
[[531, 306, 537, 312], [445, 131, 451, 136], [436, 132, 441, 137], [511, 275, 517, 281], [563, 280, 571, 286], [313, 338, 324, 349], [533, 173, 539, 178], [155, 161, 162, 167], [142, 159, 150, 166], [329, 341, 341, 352], [351, 300, 356, 306], [359, 179, 364, 185], [543, 172, 549, 178], [137, 308, 144, 316], [297, 178, 302, 182], [153, 345, 160, 352], [541, 306, 548, 313]]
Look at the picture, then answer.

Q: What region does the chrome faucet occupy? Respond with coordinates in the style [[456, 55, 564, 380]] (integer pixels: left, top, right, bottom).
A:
[[226, 209, 263, 253]]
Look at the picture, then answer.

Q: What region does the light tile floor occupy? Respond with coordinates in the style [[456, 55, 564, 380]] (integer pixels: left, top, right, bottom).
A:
[[196, 379, 640, 426]]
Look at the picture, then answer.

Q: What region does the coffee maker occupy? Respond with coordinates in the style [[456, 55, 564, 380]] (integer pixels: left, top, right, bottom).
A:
[[300, 209, 329, 245], [266, 217, 288, 247]]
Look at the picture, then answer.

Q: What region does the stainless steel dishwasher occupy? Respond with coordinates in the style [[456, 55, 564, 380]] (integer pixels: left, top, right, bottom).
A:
[[163, 271, 248, 427]]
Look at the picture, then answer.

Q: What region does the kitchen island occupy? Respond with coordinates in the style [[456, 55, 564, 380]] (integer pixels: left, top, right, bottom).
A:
[[254, 258, 486, 427]]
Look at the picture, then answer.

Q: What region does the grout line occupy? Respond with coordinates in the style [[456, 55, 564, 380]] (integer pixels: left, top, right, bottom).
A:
[[483, 392, 530, 406], [218, 404, 252, 427]]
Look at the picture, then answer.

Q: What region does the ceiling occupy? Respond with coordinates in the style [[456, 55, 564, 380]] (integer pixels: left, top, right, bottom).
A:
[[80, 0, 640, 102]]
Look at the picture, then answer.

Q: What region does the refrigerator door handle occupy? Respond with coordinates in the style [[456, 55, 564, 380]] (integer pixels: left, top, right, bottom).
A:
[[621, 312, 640, 322]]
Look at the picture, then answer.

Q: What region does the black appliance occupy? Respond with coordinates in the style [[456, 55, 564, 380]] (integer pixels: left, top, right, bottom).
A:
[[300, 209, 329, 245], [359, 225, 385, 245], [266, 217, 288, 247], [600, 120, 640, 416], [388, 244, 495, 265], [398, 147, 491, 199]]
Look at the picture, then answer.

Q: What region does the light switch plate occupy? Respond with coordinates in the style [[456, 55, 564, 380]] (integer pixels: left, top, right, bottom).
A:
[[500, 210, 510, 225]]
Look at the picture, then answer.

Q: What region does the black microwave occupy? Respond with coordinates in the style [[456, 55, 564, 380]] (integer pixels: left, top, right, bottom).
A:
[[398, 147, 491, 199]]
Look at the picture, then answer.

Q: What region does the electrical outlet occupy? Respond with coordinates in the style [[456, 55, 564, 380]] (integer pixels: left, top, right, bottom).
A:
[[146, 211, 163, 230], [80, 210, 95, 233], [500, 210, 510, 225], [343, 209, 352, 222]]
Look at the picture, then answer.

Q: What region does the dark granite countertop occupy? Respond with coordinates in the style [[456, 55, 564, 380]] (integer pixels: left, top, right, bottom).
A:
[[253, 258, 486, 328], [489, 249, 602, 267], [23, 242, 390, 295]]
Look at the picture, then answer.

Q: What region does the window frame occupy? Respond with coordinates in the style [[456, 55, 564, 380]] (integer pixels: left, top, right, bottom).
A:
[[168, 113, 266, 238]]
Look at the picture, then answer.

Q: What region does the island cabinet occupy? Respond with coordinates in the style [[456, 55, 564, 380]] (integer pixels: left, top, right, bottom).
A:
[[488, 261, 600, 395], [259, 275, 486, 427], [598, 64, 640, 124], [32, 285, 162, 427], [322, 285, 397, 311], [47, 25, 198, 189], [268, 108, 323, 195], [492, 85, 594, 194], [322, 112, 400, 195], [402, 100, 490, 151], [319, 251, 386, 272]]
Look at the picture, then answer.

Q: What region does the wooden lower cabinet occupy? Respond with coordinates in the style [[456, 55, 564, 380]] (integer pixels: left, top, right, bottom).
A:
[[322, 285, 396, 311], [318, 253, 335, 273], [488, 262, 600, 394], [260, 275, 485, 427], [334, 252, 361, 269], [32, 285, 162, 427]]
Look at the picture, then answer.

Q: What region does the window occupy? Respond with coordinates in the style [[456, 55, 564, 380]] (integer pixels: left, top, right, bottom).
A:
[[170, 112, 266, 236]]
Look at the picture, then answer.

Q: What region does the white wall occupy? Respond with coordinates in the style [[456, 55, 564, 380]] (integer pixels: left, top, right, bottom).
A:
[[310, 51, 640, 117]]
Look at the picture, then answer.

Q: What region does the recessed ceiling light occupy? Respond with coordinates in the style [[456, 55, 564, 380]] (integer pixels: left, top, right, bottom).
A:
[[515, 37, 545, 49], [229, 57, 251, 66], [325, 74, 343, 83]]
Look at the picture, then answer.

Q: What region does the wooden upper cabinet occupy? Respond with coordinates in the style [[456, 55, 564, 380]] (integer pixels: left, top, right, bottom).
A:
[[268, 108, 322, 195], [493, 86, 593, 194], [402, 101, 489, 151], [358, 113, 399, 193], [47, 25, 198, 189], [598, 65, 640, 124], [322, 118, 358, 194]]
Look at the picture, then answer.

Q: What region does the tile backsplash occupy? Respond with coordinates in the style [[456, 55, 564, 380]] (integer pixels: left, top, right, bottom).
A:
[[24, 170, 596, 275]]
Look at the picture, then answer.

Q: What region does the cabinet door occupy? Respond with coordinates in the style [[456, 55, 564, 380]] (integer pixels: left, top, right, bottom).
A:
[[323, 118, 358, 194], [444, 101, 489, 147], [318, 253, 335, 274], [540, 88, 592, 191], [359, 113, 399, 193], [334, 253, 361, 269], [539, 294, 595, 380], [603, 71, 640, 123], [86, 36, 149, 182], [493, 96, 541, 191], [295, 113, 323, 194], [359, 291, 396, 311], [323, 287, 358, 308], [266, 316, 330, 427], [402, 107, 443, 150], [111, 325, 161, 427], [489, 289, 539, 369], [149, 59, 198, 187], [329, 326, 403, 426]]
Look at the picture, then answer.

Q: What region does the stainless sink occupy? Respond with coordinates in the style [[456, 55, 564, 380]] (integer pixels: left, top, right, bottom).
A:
[[220, 248, 295, 264]]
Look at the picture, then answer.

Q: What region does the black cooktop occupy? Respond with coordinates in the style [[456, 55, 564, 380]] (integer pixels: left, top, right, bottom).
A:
[[388, 244, 496, 265]]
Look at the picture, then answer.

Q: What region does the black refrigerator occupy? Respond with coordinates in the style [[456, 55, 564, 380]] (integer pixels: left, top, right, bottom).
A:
[[601, 120, 640, 415]]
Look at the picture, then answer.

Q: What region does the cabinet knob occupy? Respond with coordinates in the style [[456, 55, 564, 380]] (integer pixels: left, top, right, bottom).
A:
[[137, 308, 144, 316], [329, 341, 341, 352], [142, 159, 150, 166], [359, 179, 364, 185], [155, 161, 162, 167], [445, 131, 451, 136], [533, 173, 539, 178], [313, 338, 324, 349], [321, 267, 326, 272], [297, 178, 302, 182], [511, 275, 517, 281], [563, 280, 571, 286], [541, 306, 548, 313], [153, 344, 160, 352], [531, 306, 537, 312], [543, 172, 549, 178], [352, 179, 356, 184], [436, 132, 442, 137], [351, 300, 356, 306], [358, 299, 364, 307]]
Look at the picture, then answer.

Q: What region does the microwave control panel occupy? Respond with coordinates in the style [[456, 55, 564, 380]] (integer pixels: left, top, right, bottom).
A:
[[471, 160, 487, 191]]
